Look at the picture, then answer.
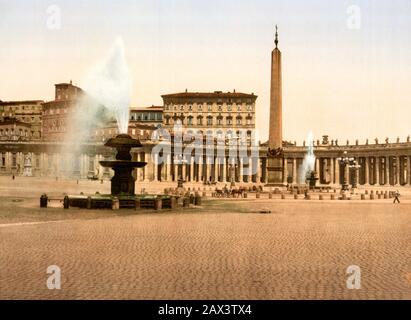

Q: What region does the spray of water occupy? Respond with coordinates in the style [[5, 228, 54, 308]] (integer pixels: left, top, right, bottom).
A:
[[299, 131, 316, 183], [58, 37, 132, 176], [82, 37, 131, 134]]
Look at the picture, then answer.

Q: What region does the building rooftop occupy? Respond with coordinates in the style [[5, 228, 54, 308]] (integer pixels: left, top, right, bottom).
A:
[[130, 105, 163, 111], [161, 91, 257, 99], [0, 100, 44, 106]]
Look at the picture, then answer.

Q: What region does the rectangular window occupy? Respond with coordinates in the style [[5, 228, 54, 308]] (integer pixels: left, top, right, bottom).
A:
[[12, 153, 17, 167]]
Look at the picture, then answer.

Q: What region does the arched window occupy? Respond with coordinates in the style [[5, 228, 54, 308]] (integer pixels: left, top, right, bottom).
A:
[[197, 115, 203, 126]]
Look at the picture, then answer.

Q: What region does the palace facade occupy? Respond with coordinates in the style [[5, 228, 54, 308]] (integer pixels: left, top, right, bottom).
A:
[[1, 31, 410, 187]]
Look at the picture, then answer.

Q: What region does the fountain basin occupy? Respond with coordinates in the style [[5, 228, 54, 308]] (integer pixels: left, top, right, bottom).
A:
[[99, 134, 147, 196], [100, 160, 147, 168]]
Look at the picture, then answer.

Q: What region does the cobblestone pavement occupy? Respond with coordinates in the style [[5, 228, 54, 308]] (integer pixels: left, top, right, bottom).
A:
[[1, 197, 410, 299]]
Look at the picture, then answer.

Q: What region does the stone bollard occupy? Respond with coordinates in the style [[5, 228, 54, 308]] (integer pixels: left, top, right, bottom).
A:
[[384, 193, 388, 199], [194, 193, 202, 206], [63, 195, 70, 209], [87, 196, 92, 209], [370, 194, 374, 200], [319, 195, 323, 200], [134, 198, 141, 210], [294, 194, 298, 200], [171, 196, 177, 209], [341, 194, 347, 200], [154, 196, 162, 210], [243, 192, 248, 198], [365, 190, 368, 195], [330, 194, 335, 200], [111, 197, 119, 210], [297, 189, 301, 195], [334, 189, 337, 193], [40, 194, 48, 208], [281, 194, 285, 199], [256, 192, 260, 199], [361, 194, 365, 200], [269, 192, 273, 199]]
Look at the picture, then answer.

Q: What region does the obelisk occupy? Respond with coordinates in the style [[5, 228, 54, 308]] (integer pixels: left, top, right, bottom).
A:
[[266, 25, 284, 185]]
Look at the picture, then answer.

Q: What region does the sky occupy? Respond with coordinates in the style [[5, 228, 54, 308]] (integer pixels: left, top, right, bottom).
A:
[[0, 0, 410, 143]]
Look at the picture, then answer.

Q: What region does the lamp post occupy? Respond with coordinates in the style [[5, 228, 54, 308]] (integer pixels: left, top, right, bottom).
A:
[[228, 160, 237, 188], [175, 154, 187, 188], [337, 151, 359, 191], [349, 163, 361, 189]]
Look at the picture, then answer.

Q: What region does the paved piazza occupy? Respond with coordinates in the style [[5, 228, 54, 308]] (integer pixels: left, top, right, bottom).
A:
[[0, 177, 410, 299]]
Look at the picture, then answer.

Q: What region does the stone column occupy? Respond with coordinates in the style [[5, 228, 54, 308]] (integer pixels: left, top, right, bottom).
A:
[[395, 156, 400, 185], [153, 154, 158, 181], [221, 156, 226, 182], [239, 157, 244, 183], [182, 161, 186, 180], [375, 157, 380, 185], [330, 158, 334, 185], [144, 152, 151, 181], [335, 159, 340, 186], [256, 158, 261, 183], [315, 158, 320, 173], [166, 154, 171, 182], [364, 157, 369, 185], [408, 156, 411, 185], [292, 158, 297, 184], [214, 157, 219, 182], [283, 158, 288, 184]]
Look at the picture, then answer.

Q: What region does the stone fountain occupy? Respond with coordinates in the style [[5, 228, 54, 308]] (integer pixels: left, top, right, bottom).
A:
[[99, 134, 146, 196]]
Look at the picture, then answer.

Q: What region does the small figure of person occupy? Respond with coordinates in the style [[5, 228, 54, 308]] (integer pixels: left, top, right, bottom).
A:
[[393, 190, 400, 204], [12, 174, 15, 180]]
